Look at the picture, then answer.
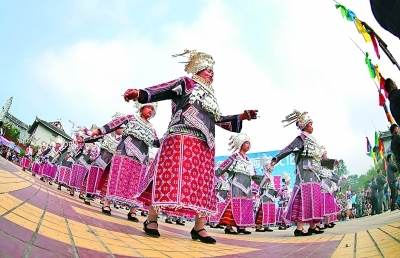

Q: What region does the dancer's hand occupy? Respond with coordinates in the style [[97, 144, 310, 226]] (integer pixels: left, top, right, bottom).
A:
[[240, 110, 258, 121], [91, 129, 101, 138], [123, 89, 139, 102]]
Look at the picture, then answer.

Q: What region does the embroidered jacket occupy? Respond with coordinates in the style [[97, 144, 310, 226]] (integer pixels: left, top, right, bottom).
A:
[[42, 144, 69, 165], [137, 77, 242, 148], [216, 152, 255, 198], [86, 132, 122, 170], [273, 133, 336, 185], [98, 114, 159, 164], [252, 173, 277, 203]]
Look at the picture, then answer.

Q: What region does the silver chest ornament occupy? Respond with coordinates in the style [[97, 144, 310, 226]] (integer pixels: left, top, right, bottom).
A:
[[217, 180, 230, 191], [232, 156, 254, 176], [101, 134, 120, 153], [302, 138, 322, 172], [188, 84, 222, 121], [123, 114, 155, 147]]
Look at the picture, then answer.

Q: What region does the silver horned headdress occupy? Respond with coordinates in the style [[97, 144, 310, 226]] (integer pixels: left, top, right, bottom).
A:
[[282, 109, 313, 130], [260, 154, 273, 172], [111, 112, 125, 120], [228, 133, 251, 153], [172, 49, 215, 75]]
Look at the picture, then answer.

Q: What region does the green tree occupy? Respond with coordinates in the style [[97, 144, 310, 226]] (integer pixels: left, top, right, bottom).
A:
[[2, 122, 20, 141], [343, 174, 360, 192], [334, 159, 349, 177], [358, 166, 377, 189]]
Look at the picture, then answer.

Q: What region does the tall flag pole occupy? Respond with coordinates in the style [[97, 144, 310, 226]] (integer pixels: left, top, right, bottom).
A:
[[349, 38, 396, 125]]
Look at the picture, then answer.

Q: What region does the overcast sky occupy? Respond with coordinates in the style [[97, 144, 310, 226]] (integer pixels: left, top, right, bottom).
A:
[[1, 0, 399, 175]]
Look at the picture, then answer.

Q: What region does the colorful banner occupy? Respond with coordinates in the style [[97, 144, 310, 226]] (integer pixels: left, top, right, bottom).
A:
[[215, 150, 296, 190]]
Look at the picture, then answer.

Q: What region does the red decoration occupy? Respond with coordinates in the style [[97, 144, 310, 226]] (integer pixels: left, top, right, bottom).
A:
[[369, 30, 381, 59]]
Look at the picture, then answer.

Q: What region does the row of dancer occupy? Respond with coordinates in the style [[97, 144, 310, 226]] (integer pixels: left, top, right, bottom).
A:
[[28, 109, 156, 223], [206, 125, 343, 237], [22, 48, 343, 242]]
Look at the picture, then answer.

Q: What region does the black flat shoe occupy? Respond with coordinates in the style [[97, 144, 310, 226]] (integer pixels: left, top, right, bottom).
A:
[[255, 228, 267, 232], [216, 225, 224, 229], [84, 199, 91, 205], [190, 228, 216, 244], [224, 227, 238, 234], [102, 206, 111, 216], [308, 227, 324, 234], [264, 227, 273, 232], [294, 228, 312, 236], [330, 222, 336, 226], [278, 226, 287, 230], [143, 220, 160, 238], [237, 228, 251, 234], [176, 220, 185, 226], [165, 218, 173, 224], [128, 212, 139, 222], [324, 224, 334, 228]]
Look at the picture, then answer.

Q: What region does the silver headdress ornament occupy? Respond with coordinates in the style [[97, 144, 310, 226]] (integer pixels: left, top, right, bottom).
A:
[[260, 154, 273, 171], [112, 112, 125, 120], [282, 109, 313, 130], [90, 124, 99, 131], [172, 49, 215, 75], [73, 127, 87, 140], [134, 101, 158, 119], [228, 133, 251, 153], [282, 171, 291, 182], [41, 141, 48, 147], [320, 146, 327, 157], [55, 136, 64, 145]]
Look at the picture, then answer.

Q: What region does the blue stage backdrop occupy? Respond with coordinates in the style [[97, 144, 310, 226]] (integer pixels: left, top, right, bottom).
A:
[[215, 150, 296, 190]]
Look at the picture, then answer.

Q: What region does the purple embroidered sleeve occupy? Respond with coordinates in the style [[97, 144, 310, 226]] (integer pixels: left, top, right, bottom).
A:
[[138, 77, 195, 104], [273, 136, 304, 164], [99, 115, 133, 135], [152, 128, 160, 148], [216, 114, 242, 133], [215, 155, 235, 177]]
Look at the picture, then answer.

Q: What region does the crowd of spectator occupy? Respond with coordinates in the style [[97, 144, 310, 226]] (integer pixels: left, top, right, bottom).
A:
[[335, 175, 400, 222], [1, 145, 20, 165]]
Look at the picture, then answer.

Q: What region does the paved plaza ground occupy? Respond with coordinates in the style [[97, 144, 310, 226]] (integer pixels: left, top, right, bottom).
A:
[[0, 157, 399, 258]]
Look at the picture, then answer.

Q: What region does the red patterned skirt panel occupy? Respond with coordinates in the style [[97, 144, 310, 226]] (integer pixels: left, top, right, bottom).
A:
[[32, 162, 40, 174], [286, 183, 323, 224], [219, 203, 236, 226], [137, 133, 217, 217], [84, 166, 105, 195], [43, 163, 57, 180], [106, 155, 147, 204], [21, 157, 31, 169], [69, 164, 87, 189], [209, 195, 230, 223], [98, 165, 110, 197], [58, 166, 72, 186], [256, 202, 276, 225], [38, 164, 45, 176], [323, 192, 341, 217]]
